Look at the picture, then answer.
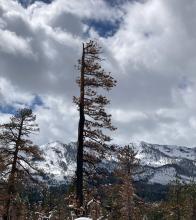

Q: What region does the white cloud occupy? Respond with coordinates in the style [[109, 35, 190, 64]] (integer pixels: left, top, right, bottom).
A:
[[0, 29, 33, 56], [103, 0, 196, 146], [0, 77, 34, 107], [1, 0, 196, 147], [111, 109, 148, 123], [33, 96, 78, 144]]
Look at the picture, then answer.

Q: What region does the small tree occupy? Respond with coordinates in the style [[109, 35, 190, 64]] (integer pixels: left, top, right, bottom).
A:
[[116, 145, 141, 220], [0, 152, 6, 175], [165, 175, 187, 220], [0, 108, 43, 219], [186, 181, 196, 220], [74, 40, 116, 208]]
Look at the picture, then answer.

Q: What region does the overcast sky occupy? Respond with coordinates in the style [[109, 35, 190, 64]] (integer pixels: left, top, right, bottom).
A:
[[1, 0, 196, 147]]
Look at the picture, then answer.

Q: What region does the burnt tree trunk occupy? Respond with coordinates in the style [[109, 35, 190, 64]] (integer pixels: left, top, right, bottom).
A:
[[5, 147, 18, 219], [5, 118, 24, 219], [76, 43, 85, 208]]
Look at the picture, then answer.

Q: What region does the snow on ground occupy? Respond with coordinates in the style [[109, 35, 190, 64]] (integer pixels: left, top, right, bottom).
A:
[[75, 218, 92, 220]]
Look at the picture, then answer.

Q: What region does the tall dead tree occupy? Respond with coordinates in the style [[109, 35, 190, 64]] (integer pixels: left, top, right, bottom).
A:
[[74, 40, 116, 208], [0, 108, 43, 219]]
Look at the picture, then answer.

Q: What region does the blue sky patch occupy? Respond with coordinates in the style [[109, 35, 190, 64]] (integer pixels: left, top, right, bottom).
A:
[[18, 0, 52, 8], [104, 0, 137, 7], [85, 19, 121, 38], [0, 105, 17, 115], [30, 95, 44, 109], [0, 95, 43, 115]]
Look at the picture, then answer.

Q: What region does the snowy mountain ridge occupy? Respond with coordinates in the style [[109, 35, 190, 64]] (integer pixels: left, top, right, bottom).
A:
[[134, 142, 196, 185], [134, 141, 195, 167], [37, 141, 196, 185]]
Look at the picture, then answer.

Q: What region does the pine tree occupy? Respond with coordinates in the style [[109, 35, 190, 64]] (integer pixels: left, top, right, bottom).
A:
[[0, 108, 43, 219], [166, 176, 186, 220], [184, 181, 196, 220], [74, 40, 116, 208], [189, 182, 196, 220], [0, 152, 6, 181], [115, 145, 140, 220]]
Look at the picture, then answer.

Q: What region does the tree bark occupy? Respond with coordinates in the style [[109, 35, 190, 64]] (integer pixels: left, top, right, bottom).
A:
[[76, 43, 85, 208], [5, 118, 24, 219]]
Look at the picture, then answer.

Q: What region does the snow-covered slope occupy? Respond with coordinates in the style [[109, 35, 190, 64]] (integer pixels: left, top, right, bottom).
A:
[[38, 141, 76, 184], [137, 142, 195, 166], [38, 141, 196, 185], [134, 142, 196, 184]]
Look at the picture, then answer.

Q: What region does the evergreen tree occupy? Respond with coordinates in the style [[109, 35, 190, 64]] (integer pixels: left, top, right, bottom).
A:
[[165, 176, 187, 220], [0, 108, 43, 219], [115, 145, 141, 220], [0, 153, 6, 173], [74, 40, 116, 208], [184, 181, 196, 220]]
